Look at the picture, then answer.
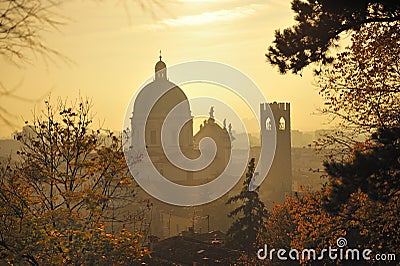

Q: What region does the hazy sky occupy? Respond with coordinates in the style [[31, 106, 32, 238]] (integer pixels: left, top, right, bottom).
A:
[[0, 0, 330, 138]]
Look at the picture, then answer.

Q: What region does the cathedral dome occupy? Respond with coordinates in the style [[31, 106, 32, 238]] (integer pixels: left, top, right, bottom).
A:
[[134, 79, 190, 119], [132, 55, 191, 123], [131, 54, 193, 162]]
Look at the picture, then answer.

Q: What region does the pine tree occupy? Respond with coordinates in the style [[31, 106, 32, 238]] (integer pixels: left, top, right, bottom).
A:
[[266, 1, 400, 74], [323, 126, 400, 212], [225, 158, 268, 254]]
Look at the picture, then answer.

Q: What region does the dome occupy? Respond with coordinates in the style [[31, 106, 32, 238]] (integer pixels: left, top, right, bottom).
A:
[[154, 53, 167, 80], [131, 55, 193, 154], [194, 118, 230, 143], [155, 59, 166, 73], [132, 54, 191, 121], [133, 79, 191, 119]]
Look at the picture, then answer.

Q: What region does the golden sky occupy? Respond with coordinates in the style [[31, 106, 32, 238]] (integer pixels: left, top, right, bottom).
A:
[[0, 0, 329, 138]]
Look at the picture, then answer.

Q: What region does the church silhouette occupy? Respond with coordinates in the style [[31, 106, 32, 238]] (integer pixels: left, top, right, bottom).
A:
[[131, 54, 231, 185], [130, 54, 292, 203]]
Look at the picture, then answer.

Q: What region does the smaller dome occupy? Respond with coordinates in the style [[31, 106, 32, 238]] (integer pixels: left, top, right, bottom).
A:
[[155, 58, 166, 73]]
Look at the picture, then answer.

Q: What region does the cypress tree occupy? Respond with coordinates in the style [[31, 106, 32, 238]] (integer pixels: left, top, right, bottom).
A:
[[226, 158, 268, 254]]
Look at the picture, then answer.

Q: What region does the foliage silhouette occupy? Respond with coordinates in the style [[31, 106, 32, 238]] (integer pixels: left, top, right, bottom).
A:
[[0, 98, 150, 265], [266, 0, 400, 74], [225, 158, 267, 255], [323, 126, 400, 212]]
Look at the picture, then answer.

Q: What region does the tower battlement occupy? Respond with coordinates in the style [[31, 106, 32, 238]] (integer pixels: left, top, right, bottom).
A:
[[260, 102, 290, 114], [267, 102, 290, 111]]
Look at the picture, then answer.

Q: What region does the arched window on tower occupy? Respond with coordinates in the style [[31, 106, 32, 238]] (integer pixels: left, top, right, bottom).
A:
[[266, 117, 272, 131], [279, 117, 286, 131]]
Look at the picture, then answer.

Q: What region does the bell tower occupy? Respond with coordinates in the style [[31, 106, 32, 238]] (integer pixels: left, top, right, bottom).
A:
[[260, 102, 292, 207]]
